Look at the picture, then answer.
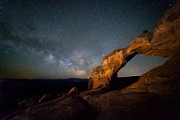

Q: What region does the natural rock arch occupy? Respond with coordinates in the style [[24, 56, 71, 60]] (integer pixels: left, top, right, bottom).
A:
[[88, 32, 153, 89], [88, 2, 180, 89]]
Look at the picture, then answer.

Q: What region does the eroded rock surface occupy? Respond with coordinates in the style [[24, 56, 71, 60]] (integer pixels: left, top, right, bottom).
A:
[[89, 1, 180, 89]]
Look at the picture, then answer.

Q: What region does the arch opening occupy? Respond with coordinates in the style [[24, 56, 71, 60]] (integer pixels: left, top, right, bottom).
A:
[[118, 55, 167, 77]]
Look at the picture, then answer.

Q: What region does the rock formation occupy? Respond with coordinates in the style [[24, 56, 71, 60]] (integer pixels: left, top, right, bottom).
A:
[[68, 87, 78, 95], [88, 1, 180, 89]]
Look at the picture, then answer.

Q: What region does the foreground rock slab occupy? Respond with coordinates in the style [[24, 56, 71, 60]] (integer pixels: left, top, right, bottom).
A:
[[4, 90, 180, 120]]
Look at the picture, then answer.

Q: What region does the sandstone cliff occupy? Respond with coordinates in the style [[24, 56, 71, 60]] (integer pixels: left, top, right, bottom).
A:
[[89, 1, 180, 89]]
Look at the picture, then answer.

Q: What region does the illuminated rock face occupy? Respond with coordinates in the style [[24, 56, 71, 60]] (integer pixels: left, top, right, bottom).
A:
[[88, 33, 152, 89], [89, 2, 180, 89]]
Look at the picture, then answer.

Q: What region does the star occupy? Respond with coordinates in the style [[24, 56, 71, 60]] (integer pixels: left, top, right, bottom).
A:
[[0, 0, 176, 78]]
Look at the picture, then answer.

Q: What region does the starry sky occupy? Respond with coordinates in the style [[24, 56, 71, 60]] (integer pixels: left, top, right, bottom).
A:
[[0, 0, 177, 79]]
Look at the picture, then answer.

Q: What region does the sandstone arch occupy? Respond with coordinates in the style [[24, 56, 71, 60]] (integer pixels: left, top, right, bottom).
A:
[[88, 2, 180, 89]]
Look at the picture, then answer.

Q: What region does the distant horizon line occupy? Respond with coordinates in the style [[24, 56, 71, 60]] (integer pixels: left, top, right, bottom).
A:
[[0, 76, 140, 80]]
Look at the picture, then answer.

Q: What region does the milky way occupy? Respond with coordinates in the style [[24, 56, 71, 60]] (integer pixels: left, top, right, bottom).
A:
[[0, 0, 176, 78]]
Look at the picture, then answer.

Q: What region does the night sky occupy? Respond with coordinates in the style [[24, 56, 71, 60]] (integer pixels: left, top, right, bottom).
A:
[[0, 0, 177, 79]]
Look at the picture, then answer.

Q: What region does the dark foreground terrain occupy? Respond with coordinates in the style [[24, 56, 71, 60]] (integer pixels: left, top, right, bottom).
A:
[[0, 76, 140, 119], [0, 78, 88, 118], [1, 76, 180, 120]]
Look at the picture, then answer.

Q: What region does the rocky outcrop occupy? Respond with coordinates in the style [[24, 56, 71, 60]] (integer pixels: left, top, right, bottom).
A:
[[89, 1, 180, 89], [121, 46, 180, 95]]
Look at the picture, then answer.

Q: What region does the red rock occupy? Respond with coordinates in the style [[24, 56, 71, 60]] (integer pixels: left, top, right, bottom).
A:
[[89, 2, 180, 89]]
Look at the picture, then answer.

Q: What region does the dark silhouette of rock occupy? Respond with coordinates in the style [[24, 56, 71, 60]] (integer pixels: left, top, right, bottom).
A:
[[88, 1, 180, 89], [4, 96, 95, 120]]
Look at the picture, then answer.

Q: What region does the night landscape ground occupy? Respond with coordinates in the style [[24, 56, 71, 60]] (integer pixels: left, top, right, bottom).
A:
[[1, 0, 180, 120], [0, 78, 88, 117], [0, 76, 139, 118]]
